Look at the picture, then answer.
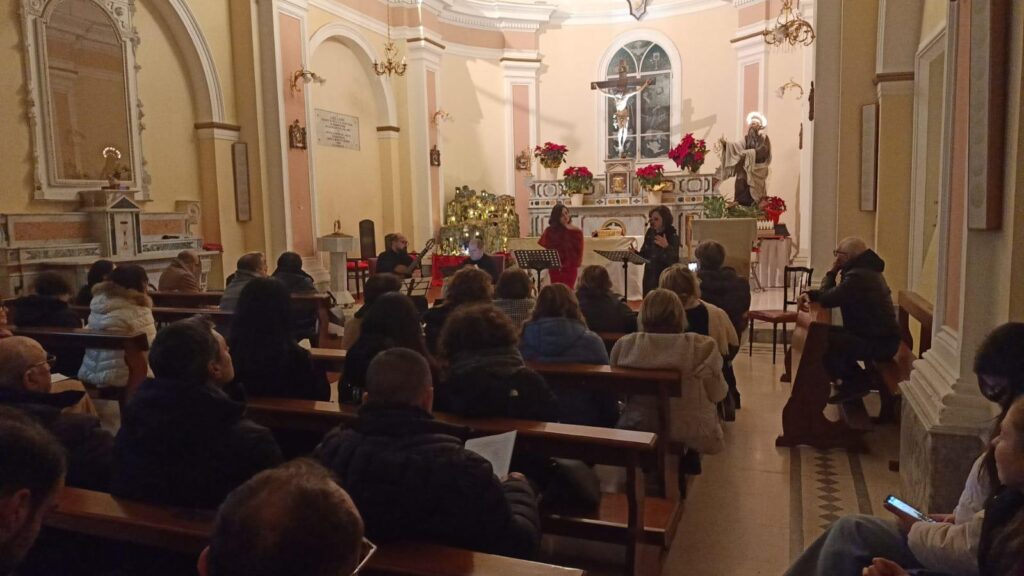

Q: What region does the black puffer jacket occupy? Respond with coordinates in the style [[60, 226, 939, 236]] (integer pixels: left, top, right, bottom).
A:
[[577, 291, 637, 334], [112, 377, 283, 509], [0, 387, 112, 491], [270, 270, 319, 343], [806, 250, 901, 352], [698, 267, 751, 337], [437, 347, 558, 422], [315, 404, 541, 559], [11, 295, 85, 376]]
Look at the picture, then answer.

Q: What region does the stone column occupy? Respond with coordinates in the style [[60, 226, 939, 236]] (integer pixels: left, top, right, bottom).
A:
[[501, 58, 540, 233], [404, 38, 444, 248]]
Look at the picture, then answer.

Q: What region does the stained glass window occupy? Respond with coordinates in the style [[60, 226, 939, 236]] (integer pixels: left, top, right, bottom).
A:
[[605, 40, 672, 160]]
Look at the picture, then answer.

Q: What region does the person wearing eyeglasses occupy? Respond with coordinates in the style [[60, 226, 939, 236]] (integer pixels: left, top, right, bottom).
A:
[[796, 237, 901, 404], [0, 336, 112, 491], [199, 459, 368, 576]]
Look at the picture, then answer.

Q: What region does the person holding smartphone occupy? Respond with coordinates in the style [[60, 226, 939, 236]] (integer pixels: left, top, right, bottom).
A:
[[782, 322, 1024, 576], [638, 205, 680, 296]]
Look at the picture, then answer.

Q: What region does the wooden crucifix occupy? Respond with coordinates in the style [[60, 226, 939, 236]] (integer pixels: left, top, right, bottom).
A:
[[591, 59, 651, 158]]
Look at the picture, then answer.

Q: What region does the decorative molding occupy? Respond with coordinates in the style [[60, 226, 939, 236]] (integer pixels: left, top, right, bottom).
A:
[[499, 57, 542, 63], [164, 0, 226, 123], [406, 36, 447, 50], [552, 0, 727, 26], [194, 122, 242, 131], [873, 71, 915, 84], [308, 22, 399, 127], [376, 125, 401, 132], [195, 127, 241, 142]]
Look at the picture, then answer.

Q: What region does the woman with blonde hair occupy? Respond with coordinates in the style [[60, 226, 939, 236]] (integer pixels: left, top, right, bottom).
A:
[[611, 289, 727, 491], [660, 264, 741, 415], [520, 284, 616, 426], [575, 265, 637, 334]]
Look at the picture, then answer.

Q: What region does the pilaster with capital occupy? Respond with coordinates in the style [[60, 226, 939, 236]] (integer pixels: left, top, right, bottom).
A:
[[404, 38, 444, 247]]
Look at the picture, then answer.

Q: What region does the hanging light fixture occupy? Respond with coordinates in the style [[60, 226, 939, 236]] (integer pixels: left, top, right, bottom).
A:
[[763, 0, 816, 48], [373, 1, 407, 77]]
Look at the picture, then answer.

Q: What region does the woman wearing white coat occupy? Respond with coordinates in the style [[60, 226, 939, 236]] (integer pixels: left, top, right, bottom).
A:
[[78, 265, 156, 395]]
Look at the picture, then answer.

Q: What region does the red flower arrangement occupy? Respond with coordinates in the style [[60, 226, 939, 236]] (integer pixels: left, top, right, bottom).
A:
[[635, 164, 665, 189], [534, 142, 569, 169], [761, 195, 787, 224], [562, 166, 594, 194], [667, 133, 709, 173]]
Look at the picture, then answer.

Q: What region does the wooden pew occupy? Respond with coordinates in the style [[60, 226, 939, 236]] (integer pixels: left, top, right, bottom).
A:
[[870, 290, 934, 423], [245, 397, 677, 576], [774, 304, 868, 452], [48, 487, 585, 576], [597, 332, 627, 354], [10, 326, 149, 399]]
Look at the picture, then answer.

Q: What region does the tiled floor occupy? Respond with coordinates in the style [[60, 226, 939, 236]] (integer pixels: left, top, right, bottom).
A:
[[661, 343, 901, 576]]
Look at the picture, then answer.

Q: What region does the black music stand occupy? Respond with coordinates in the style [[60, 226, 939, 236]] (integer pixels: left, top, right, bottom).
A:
[[595, 249, 649, 302], [513, 249, 561, 291]]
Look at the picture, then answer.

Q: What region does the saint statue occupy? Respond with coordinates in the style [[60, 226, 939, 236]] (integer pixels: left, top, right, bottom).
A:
[[715, 112, 772, 206], [591, 60, 650, 159]]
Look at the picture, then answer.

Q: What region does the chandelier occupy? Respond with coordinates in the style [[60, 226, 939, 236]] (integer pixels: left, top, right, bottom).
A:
[[762, 0, 815, 47], [373, 2, 406, 77]]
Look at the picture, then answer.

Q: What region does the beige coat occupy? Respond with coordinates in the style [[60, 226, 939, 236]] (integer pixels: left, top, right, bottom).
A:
[[158, 259, 200, 293], [611, 332, 728, 454], [687, 300, 739, 357]]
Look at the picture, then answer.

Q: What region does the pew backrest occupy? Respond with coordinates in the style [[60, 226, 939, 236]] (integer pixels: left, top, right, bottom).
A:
[[10, 326, 150, 395], [897, 290, 934, 356]]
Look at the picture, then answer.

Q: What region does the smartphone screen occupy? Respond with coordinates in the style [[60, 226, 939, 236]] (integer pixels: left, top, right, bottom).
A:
[[885, 495, 935, 523], [687, 262, 698, 272]]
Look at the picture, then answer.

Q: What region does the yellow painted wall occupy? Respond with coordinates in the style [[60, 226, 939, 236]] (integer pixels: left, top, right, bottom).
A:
[[835, 0, 880, 244], [440, 56, 506, 197], [919, 0, 948, 46], [874, 92, 914, 293], [309, 39, 385, 246], [762, 44, 807, 233], [183, 0, 238, 123]]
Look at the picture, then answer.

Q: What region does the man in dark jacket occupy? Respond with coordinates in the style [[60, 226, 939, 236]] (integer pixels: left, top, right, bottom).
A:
[[157, 250, 202, 293], [315, 348, 541, 559], [375, 233, 414, 276], [0, 337, 111, 491], [801, 237, 901, 404], [220, 252, 268, 312], [695, 240, 751, 338], [112, 317, 283, 509], [10, 271, 84, 376], [457, 239, 500, 284], [271, 251, 319, 343]]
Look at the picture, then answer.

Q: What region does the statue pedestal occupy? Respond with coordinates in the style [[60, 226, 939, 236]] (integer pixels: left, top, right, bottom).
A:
[[316, 234, 357, 304]]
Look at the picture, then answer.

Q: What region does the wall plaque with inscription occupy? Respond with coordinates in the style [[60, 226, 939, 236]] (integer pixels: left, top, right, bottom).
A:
[[315, 109, 360, 151]]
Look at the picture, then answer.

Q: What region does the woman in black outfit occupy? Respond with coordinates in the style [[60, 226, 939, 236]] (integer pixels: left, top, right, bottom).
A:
[[228, 278, 329, 401], [638, 205, 680, 295], [74, 259, 114, 306], [575, 265, 636, 334]]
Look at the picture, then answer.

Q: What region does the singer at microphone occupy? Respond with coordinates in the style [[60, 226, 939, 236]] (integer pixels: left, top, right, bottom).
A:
[[639, 205, 680, 295]]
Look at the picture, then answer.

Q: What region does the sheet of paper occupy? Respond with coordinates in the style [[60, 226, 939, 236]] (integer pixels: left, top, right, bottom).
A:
[[50, 373, 70, 384], [464, 430, 517, 479]]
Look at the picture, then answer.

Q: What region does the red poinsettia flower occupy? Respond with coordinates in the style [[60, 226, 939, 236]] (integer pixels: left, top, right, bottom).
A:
[[562, 165, 594, 194]]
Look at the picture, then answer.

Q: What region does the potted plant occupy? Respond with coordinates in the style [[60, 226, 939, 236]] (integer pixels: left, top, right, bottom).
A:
[[562, 165, 593, 207], [533, 142, 568, 179], [635, 164, 667, 204], [667, 133, 709, 173], [761, 195, 787, 224]]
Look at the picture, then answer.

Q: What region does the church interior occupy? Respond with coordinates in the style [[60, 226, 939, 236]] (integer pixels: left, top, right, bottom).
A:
[[1, 0, 1024, 575]]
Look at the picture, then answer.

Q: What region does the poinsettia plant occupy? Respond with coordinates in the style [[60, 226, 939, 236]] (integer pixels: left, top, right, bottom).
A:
[[562, 166, 594, 194], [762, 196, 787, 213], [533, 142, 569, 169], [667, 133, 709, 173], [635, 164, 665, 189]]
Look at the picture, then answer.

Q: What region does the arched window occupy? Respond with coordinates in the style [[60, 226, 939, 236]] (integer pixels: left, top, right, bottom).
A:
[[605, 40, 672, 160]]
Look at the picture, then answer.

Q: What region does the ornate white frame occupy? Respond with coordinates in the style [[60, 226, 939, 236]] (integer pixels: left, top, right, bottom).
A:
[[20, 0, 149, 201]]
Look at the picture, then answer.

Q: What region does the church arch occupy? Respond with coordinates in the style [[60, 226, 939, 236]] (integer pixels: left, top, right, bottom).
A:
[[596, 29, 683, 163], [308, 23, 399, 128]]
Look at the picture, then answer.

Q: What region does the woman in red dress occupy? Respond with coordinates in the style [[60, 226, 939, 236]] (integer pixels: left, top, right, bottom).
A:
[[539, 204, 584, 288]]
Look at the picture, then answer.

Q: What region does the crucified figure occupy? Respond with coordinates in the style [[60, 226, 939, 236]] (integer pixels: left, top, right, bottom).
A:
[[605, 82, 649, 158]]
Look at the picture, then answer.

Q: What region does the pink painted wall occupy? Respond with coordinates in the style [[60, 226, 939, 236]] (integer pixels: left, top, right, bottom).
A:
[[512, 84, 531, 230], [427, 70, 441, 234], [738, 3, 767, 28], [743, 63, 760, 118], [944, 1, 971, 331], [280, 13, 314, 255]]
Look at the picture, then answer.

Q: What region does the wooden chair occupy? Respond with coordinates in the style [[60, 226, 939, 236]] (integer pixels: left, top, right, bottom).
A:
[[747, 266, 813, 365], [47, 487, 585, 576], [348, 219, 376, 298]]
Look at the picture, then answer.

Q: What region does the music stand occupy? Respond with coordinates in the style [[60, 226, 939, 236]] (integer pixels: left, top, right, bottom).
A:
[[403, 278, 432, 298], [595, 249, 649, 302], [513, 249, 562, 291]]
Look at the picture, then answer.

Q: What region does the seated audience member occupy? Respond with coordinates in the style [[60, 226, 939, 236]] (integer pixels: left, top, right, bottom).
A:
[[199, 459, 365, 576], [0, 409, 66, 576], [220, 252, 268, 312], [340, 292, 434, 405], [423, 267, 493, 354], [458, 238, 500, 284], [799, 236, 901, 404], [493, 268, 536, 329], [785, 322, 1024, 576], [612, 289, 727, 460], [865, 395, 1024, 576], [660, 264, 740, 413], [575, 265, 637, 334], [157, 250, 202, 293], [78, 265, 157, 390], [520, 284, 617, 427], [341, 273, 403, 350], [229, 278, 329, 401], [375, 233, 414, 276], [0, 307, 9, 339], [316, 348, 541, 559], [437, 304, 556, 421], [0, 338, 112, 491], [271, 251, 319, 343], [694, 240, 751, 338], [112, 317, 283, 509], [10, 271, 84, 377], [74, 259, 114, 306]]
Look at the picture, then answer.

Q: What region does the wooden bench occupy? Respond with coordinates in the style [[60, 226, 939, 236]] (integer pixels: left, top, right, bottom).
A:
[[245, 397, 678, 576], [774, 304, 868, 452], [47, 487, 585, 576], [597, 332, 627, 354], [10, 326, 150, 400], [869, 290, 934, 423]]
